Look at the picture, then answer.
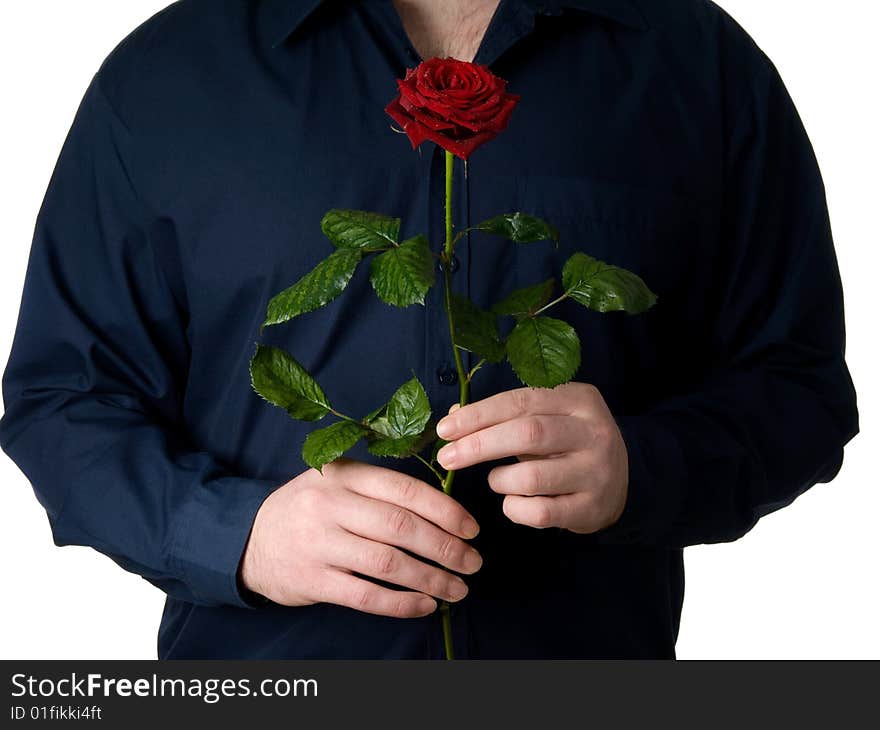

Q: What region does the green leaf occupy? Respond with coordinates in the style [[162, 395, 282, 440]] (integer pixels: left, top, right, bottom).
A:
[[369, 234, 436, 307], [492, 278, 556, 318], [367, 377, 432, 439], [368, 422, 437, 459], [368, 434, 422, 458], [302, 420, 367, 471], [321, 209, 401, 250], [249, 344, 330, 421], [264, 248, 363, 327], [506, 317, 581, 388], [450, 293, 505, 363], [562, 252, 657, 314], [475, 212, 560, 245]]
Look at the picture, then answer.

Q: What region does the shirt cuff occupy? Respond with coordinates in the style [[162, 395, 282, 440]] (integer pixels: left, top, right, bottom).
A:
[[592, 414, 688, 547], [170, 476, 280, 608]]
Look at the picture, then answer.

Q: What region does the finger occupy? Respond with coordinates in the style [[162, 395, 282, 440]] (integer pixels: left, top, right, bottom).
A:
[[337, 491, 483, 575], [337, 460, 480, 539], [447, 403, 461, 415], [487, 455, 580, 496], [502, 493, 591, 530], [436, 415, 586, 470], [315, 568, 438, 618], [436, 386, 579, 440], [324, 529, 470, 603]]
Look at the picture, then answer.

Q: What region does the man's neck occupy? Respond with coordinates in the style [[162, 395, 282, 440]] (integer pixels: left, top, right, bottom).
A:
[[392, 0, 501, 62]]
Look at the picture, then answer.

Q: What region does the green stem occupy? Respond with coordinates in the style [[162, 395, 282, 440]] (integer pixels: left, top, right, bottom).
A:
[[441, 602, 455, 660], [329, 408, 362, 424], [441, 149, 470, 498], [531, 292, 569, 317], [439, 149, 470, 661], [414, 453, 444, 485], [467, 358, 487, 383]]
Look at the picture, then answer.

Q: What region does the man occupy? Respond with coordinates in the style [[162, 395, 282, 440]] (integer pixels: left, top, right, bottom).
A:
[[0, 0, 858, 659]]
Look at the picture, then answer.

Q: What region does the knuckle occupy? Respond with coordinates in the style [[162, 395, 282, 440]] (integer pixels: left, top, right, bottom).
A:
[[386, 507, 414, 537], [372, 547, 398, 576], [525, 463, 545, 494], [352, 586, 374, 611], [533, 502, 554, 528], [390, 474, 418, 505], [593, 459, 613, 486], [583, 488, 602, 515], [511, 388, 531, 416], [425, 572, 448, 598], [437, 535, 458, 564], [522, 417, 545, 447], [592, 423, 613, 446], [466, 433, 483, 459], [436, 501, 460, 530], [393, 596, 413, 618], [457, 408, 477, 432], [296, 485, 326, 514]]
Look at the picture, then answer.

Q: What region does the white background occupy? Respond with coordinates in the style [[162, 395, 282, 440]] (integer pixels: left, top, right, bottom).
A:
[[0, 1, 876, 659]]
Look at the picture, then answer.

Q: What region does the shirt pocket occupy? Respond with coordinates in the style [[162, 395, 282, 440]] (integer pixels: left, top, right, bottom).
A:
[[499, 173, 715, 407], [514, 172, 704, 291]]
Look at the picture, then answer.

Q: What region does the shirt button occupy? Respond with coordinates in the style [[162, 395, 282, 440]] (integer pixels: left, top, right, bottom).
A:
[[437, 367, 459, 386], [438, 255, 460, 274]]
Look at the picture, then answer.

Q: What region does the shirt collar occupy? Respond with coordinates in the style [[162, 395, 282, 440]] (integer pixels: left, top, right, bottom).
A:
[[259, 0, 648, 51]]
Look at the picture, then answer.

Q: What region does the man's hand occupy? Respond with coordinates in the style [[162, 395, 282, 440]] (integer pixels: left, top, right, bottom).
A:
[[434, 383, 629, 534], [240, 459, 482, 617]]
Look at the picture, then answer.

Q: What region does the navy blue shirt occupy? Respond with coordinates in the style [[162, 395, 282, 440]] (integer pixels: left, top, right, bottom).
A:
[[0, 0, 859, 658]]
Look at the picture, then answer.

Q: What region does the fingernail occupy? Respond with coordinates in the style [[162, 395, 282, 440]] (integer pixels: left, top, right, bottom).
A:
[[437, 444, 456, 466], [419, 597, 438, 614], [449, 403, 461, 413], [436, 417, 454, 439], [463, 548, 483, 573], [461, 517, 480, 539], [449, 578, 468, 601]]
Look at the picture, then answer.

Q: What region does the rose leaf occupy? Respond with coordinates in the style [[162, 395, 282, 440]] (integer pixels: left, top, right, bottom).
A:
[[369, 234, 436, 307], [505, 316, 581, 388], [302, 420, 368, 472], [475, 212, 560, 245], [367, 421, 437, 459], [321, 209, 401, 250], [562, 252, 658, 314], [450, 293, 505, 363], [263, 248, 364, 327], [366, 376, 432, 441], [249, 344, 331, 421]]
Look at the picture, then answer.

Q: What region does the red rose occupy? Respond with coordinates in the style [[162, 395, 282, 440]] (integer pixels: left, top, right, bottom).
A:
[[385, 57, 520, 160]]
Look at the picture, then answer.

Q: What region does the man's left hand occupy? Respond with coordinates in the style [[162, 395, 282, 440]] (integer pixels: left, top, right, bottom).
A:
[[435, 383, 629, 534]]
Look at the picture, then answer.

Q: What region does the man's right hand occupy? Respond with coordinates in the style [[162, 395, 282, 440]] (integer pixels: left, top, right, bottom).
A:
[[239, 458, 482, 618]]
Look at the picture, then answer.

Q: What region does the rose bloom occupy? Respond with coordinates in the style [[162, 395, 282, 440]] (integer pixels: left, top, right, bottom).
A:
[[385, 57, 520, 160]]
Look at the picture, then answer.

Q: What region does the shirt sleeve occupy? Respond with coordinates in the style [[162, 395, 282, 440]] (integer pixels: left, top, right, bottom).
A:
[[0, 73, 279, 607], [594, 58, 859, 549]]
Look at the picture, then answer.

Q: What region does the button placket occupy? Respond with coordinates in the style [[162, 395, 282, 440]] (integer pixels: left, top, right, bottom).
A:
[[436, 366, 459, 387], [388, 0, 547, 661]]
